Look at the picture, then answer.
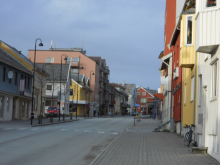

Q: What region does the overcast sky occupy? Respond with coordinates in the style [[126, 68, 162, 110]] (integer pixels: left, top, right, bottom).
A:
[[0, 0, 165, 90]]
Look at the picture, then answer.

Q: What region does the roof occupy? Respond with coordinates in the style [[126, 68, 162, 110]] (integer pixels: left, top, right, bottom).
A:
[[158, 51, 164, 59], [0, 48, 32, 75], [110, 83, 125, 89], [88, 56, 101, 64], [71, 74, 84, 83], [36, 63, 70, 82], [124, 84, 135, 95], [154, 93, 163, 101]]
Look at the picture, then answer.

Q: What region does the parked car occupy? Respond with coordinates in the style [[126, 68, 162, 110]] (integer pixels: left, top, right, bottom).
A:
[[132, 112, 139, 116], [46, 106, 59, 118]]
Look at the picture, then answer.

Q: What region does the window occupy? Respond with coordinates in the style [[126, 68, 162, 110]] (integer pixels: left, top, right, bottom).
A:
[[137, 92, 140, 95], [25, 76, 27, 88], [184, 84, 186, 104], [186, 16, 193, 45], [2, 67, 6, 81], [47, 85, 52, 90], [191, 76, 195, 101], [73, 58, 79, 63], [46, 57, 54, 63], [6, 97, 9, 111], [67, 58, 71, 64], [207, 0, 216, 7], [21, 74, 23, 79], [198, 75, 202, 106], [9, 78, 11, 84], [141, 98, 146, 103], [72, 69, 79, 74], [142, 92, 146, 95], [211, 60, 218, 98], [15, 72, 17, 85], [45, 100, 51, 106], [27, 77, 30, 89]]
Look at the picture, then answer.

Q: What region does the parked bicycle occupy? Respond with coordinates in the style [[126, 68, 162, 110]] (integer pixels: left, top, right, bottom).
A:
[[184, 124, 195, 147]]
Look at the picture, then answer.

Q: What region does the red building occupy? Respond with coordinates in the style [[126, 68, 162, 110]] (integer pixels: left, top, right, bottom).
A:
[[170, 20, 182, 124], [136, 87, 157, 115]]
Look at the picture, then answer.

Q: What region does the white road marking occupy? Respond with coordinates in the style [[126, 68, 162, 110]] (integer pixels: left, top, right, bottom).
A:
[[111, 133, 118, 135], [75, 130, 78, 131], [98, 131, 105, 134], [4, 128, 13, 130], [31, 128, 39, 130], [17, 128, 27, 130], [61, 129, 66, 131]]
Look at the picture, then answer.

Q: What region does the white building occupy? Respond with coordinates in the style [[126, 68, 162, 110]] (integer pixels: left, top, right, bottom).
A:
[[195, 0, 220, 162]]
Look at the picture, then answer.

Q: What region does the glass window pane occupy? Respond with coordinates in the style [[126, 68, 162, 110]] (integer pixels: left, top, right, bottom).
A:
[[73, 58, 79, 63], [187, 17, 192, 44], [207, 0, 216, 7]]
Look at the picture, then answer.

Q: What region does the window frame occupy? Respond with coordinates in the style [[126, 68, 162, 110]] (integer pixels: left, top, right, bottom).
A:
[[198, 74, 202, 106], [211, 59, 218, 99], [206, 0, 217, 8], [47, 85, 52, 90], [141, 98, 146, 103], [185, 15, 193, 46], [142, 92, 146, 95], [191, 76, 195, 102], [73, 58, 79, 63], [2, 67, 6, 82], [137, 92, 140, 95]]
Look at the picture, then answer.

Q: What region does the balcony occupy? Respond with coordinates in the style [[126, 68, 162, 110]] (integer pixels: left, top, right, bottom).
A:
[[99, 76, 103, 82]]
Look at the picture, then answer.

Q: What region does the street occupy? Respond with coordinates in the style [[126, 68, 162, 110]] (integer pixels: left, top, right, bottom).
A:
[[0, 117, 132, 165], [1, 117, 220, 165]]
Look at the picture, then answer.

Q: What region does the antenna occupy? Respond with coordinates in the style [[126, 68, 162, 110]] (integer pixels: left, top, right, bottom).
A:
[[51, 40, 53, 48]]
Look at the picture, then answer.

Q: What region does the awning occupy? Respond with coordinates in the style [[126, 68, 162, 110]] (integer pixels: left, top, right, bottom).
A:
[[160, 53, 172, 70], [196, 45, 219, 54]]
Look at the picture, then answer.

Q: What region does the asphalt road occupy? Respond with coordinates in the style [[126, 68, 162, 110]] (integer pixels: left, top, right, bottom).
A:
[[0, 116, 133, 165]]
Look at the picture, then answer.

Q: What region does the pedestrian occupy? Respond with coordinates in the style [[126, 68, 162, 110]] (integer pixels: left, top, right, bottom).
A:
[[94, 110, 96, 117]]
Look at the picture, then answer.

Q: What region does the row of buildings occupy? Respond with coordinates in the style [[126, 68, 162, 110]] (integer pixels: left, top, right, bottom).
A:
[[159, 0, 220, 162], [0, 40, 139, 121]]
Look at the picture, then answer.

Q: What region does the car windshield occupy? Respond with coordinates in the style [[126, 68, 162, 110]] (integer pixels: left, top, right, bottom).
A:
[[48, 107, 58, 110]]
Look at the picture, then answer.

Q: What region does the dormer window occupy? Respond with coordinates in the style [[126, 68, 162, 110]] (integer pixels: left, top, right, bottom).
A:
[[207, 0, 216, 7]]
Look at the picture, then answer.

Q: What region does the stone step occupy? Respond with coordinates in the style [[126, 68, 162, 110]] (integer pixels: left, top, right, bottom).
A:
[[192, 147, 208, 154]]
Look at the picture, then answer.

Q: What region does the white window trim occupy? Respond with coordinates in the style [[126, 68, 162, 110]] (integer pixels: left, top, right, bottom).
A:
[[191, 76, 195, 102], [142, 92, 146, 95], [185, 15, 194, 47], [198, 74, 202, 106], [184, 84, 186, 105], [73, 58, 79, 63], [210, 58, 218, 100], [204, 0, 218, 11]]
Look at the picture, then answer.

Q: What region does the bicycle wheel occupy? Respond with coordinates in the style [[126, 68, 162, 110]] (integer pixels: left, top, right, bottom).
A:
[[188, 133, 195, 147], [184, 132, 190, 146], [187, 133, 193, 147]]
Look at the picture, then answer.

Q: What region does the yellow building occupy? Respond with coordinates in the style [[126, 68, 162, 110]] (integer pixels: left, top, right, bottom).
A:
[[69, 74, 93, 117], [179, 7, 197, 130]]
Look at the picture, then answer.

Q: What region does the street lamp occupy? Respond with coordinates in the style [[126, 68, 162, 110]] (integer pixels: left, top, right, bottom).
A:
[[76, 62, 83, 119], [60, 54, 67, 121], [31, 38, 43, 125], [89, 71, 95, 117]]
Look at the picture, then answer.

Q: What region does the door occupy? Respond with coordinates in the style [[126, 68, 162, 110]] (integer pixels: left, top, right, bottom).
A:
[[0, 97, 3, 117]]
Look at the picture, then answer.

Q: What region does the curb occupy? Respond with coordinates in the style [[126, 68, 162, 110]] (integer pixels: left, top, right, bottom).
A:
[[31, 119, 79, 127]]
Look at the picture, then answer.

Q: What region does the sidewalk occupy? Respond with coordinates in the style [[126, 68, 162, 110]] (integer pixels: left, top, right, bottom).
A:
[[0, 117, 78, 128], [91, 118, 220, 165]]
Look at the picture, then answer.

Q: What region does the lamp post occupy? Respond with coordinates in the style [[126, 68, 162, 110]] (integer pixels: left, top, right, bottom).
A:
[[76, 60, 83, 119], [60, 54, 67, 121], [134, 104, 139, 126], [89, 71, 95, 117], [31, 38, 43, 125]]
